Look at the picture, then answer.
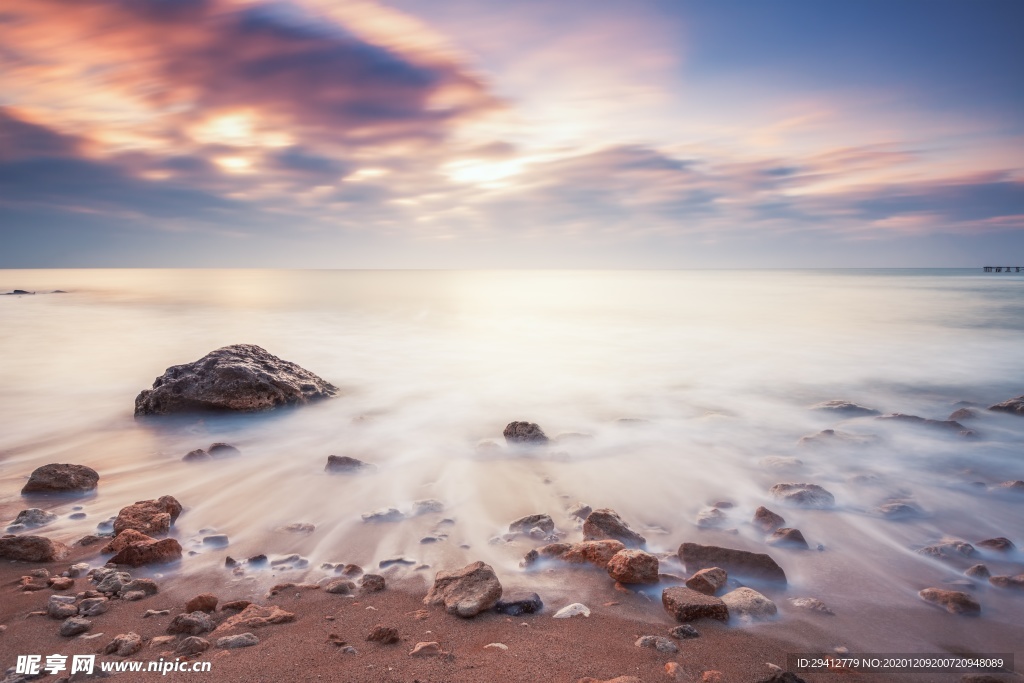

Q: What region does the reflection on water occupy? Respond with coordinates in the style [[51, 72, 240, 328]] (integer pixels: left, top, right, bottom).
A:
[[1, 269, 1023, 651]]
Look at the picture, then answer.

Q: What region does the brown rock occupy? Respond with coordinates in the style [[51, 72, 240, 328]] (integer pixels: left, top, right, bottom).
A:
[[811, 400, 880, 416], [949, 407, 978, 421], [175, 636, 211, 657], [965, 564, 990, 579], [168, 611, 215, 635], [685, 567, 727, 595], [101, 529, 154, 554], [679, 543, 787, 583], [503, 421, 549, 444], [186, 593, 219, 613], [918, 588, 981, 615], [103, 632, 143, 657], [702, 672, 725, 683], [0, 535, 69, 562], [753, 506, 785, 533], [325, 579, 356, 595], [769, 483, 835, 508], [214, 604, 295, 632], [918, 540, 976, 560], [509, 514, 555, 534], [360, 574, 386, 593], [424, 561, 502, 617], [583, 508, 646, 548], [988, 394, 1024, 416], [221, 600, 252, 611], [662, 586, 729, 623], [113, 495, 183, 536], [767, 528, 809, 549], [21, 464, 99, 494], [110, 538, 182, 567], [134, 344, 337, 416], [606, 549, 659, 584], [988, 574, 1024, 590], [577, 678, 642, 683], [876, 413, 967, 432], [976, 537, 1014, 552], [526, 540, 625, 569], [366, 625, 400, 644], [183, 449, 210, 462]]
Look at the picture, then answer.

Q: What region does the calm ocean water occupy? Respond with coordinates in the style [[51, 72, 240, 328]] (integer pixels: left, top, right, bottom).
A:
[[1, 269, 1022, 651]]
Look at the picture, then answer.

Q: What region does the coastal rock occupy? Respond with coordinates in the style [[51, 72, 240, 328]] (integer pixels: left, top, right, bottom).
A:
[[788, 597, 834, 615], [21, 464, 99, 494], [48, 576, 74, 590], [134, 344, 337, 416], [696, 507, 727, 529], [48, 595, 78, 619], [635, 635, 679, 653], [503, 421, 549, 444], [524, 540, 626, 569], [509, 514, 555, 534], [679, 543, 787, 583], [583, 509, 646, 548], [753, 506, 785, 533], [769, 483, 835, 508], [553, 603, 590, 618], [176, 636, 211, 657], [361, 507, 405, 523], [878, 502, 923, 519], [113, 495, 183, 536], [168, 611, 215, 635], [668, 624, 700, 639], [797, 429, 878, 447], [60, 616, 91, 637], [876, 413, 967, 432], [282, 523, 315, 534], [94, 570, 131, 594], [412, 499, 444, 516], [366, 625, 400, 644], [494, 592, 543, 616], [720, 587, 777, 621], [685, 567, 727, 596], [214, 604, 295, 631], [217, 633, 259, 648], [78, 597, 109, 616], [918, 540, 976, 560], [606, 549, 659, 584], [811, 400, 880, 416], [988, 395, 1024, 416], [9, 509, 58, 530], [424, 561, 502, 617], [0, 534, 69, 562], [759, 456, 804, 469], [767, 528, 810, 550], [185, 593, 218, 613], [208, 443, 240, 457], [918, 588, 981, 615], [103, 632, 143, 656], [988, 574, 1024, 590], [110, 537, 182, 567], [965, 564, 990, 579], [360, 574, 386, 593], [202, 534, 229, 547], [409, 641, 442, 656], [568, 502, 593, 520], [662, 587, 729, 623], [995, 480, 1024, 492], [102, 529, 154, 554], [183, 449, 210, 462], [949, 408, 978, 421], [325, 455, 376, 473], [976, 537, 1014, 552], [325, 579, 356, 595]]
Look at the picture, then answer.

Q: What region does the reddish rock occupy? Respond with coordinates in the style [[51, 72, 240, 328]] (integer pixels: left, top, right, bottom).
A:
[[918, 588, 981, 615], [541, 540, 626, 569], [103, 632, 143, 657], [0, 535, 69, 562], [753, 506, 785, 533], [214, 604, 296, 632], [583, 508, 646, 548], [366, 625, 400, 644], [918, 540, 976, 560], [424, 561, 502, 618], [988, 395, 1024, 416], [976, 537, 1014, 552], [767, 528, 809, 550], [110, 538, 182, 567], [134, 344, 337, 415], [679, 543, 787, 583], [812, 400, 880, 416], [186, 593, 219, 613], [685, 567, 727, 596], [113, 495, 183, 536], [102, 529, 154, 554], [988, 574, 1024, 590], [662, 586, 729, 623], [606, 549, 659, 584], [21, 464, 99, 494], [221, 600, 252, 611]]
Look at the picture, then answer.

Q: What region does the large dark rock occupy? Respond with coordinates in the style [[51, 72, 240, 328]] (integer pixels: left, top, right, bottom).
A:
[[110, 538, 182, 567], [134, 344, 337, 416], [583, 508, 646, 548], [523, 540, 625, 570], [494, 592, 543, 615], [113, 495, 182, 536], [325, 455, 376, 473], [502, 421, 549, 444], [21, 464, 99, 494], [811, 400, 880, 416], [679, 543, 787, 583], [988, 395, 1024, 416], [0, 534, 69, 562], [423, 561, 502, 617], [661, 586, 729, 623]]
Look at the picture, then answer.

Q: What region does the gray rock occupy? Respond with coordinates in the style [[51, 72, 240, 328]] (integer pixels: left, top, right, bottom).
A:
[[217, 633, 259, 649], [48, 596, 78, 620], [121, 590, 146, 601], [325, 579, 356, 595], [134, 344, 337, 416], [167, 611, 215, 635], [361, 508, 405, 523], [696, 507, 727, 529], [0, 535, 69, 562], [60, 616, 91, 637], [21, 464, 99, 494], [412, 499, 445, 516], [878, 502, 923, 519], [811, 400, 880, 416], [202, 535, 229, 548], [583, 508, 646, 548], [567, 502, 592, 520], [9, 509, 58, 530], [78, 597, 109, 617], [788, 597, 834, 615], [635, 635, 679, 653], [503, 421, 549, 444], [423, 561, 502, 617], [95, 572, 131, 594], [509, 514, 554, 534], [668, 624, 699, 639], [175, 636, 211, 657], [770, 483, 835, 508], [721, 587, 778, 621], [360, 574, 386, 593], [103, 632, 142, 656]]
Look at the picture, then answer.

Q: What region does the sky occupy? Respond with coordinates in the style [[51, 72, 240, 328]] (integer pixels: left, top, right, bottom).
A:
[[1, 0, 1023, 268]]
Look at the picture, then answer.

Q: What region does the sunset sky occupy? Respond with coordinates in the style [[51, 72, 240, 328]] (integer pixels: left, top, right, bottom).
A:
[[2, 0, 1022, 267]]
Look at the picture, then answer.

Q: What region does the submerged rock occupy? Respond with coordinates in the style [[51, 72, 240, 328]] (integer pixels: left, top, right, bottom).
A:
[[767, 528, 809, 550], [662, 587, 729, 623], [976, 537, 1015, 552], [523, 539, 626, 570], [721, 587, 777, 621], [325, 455, 376, 474], [21, 463, 99, 494], [788, 597, 834, 615], [8, 508, 58, 530], [509, 514, 555, 534], [797, 429, 878, 447], [752, 506, 785, 533], [583, 508, 646, 548], [918, 540, 976, 560], [769, 483, 835, 508], [0, 534, 69, 562], [965, 564, 990, 579], [361, 508, 405, 523], [503, 421, 549, 444], [679, 543, 787, 583], [918, 588, 981, 615], [878, 502, 923, 519], [988, 574, 1024, 590], [606, 549, 659, 584], [811, 400, 880, 416], [424, 561, 502, 617], [876, 413, 967, 432], [696, 507, 727, 529], [568, 502, 593, 520], [948, 407, 978, 421], [134, 344, 337, 416], [988, 395, 1024, 416], [113, 495, 183, 536]]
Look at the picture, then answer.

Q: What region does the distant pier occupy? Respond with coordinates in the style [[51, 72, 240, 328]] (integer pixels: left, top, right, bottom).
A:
[[983, 266, 1022, 272]]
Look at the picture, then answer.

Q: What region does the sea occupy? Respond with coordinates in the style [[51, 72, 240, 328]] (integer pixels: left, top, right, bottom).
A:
[[1, 268, 1022, 655]]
